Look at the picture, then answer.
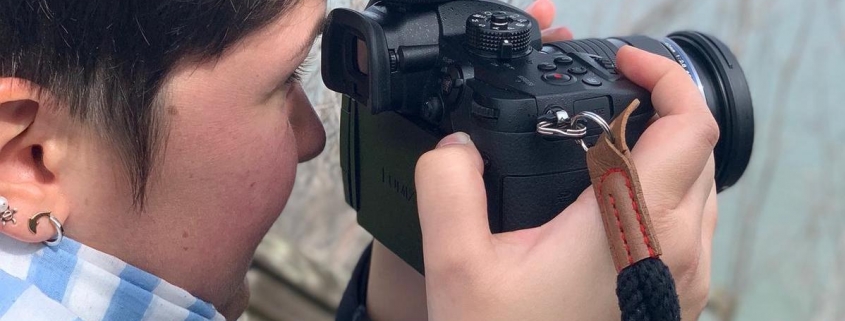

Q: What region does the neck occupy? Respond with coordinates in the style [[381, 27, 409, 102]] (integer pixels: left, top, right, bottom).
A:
[[65, 205, 270, 318], [0, 233, 228, 320]]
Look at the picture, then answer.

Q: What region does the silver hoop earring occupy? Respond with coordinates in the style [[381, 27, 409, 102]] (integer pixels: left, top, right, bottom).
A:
[[28, 212, 64, 247], [0, 196, 17, 226]]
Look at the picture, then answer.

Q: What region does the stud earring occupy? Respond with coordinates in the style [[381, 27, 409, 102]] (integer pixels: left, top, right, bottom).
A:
[[0, 196, 17, 227]]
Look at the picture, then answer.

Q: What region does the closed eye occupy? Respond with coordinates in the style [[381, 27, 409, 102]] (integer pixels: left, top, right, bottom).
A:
[[286, 53, 315, 85]]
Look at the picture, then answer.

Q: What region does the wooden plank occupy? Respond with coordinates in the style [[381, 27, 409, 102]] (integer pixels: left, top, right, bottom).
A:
[[244, 269, 335, 321]]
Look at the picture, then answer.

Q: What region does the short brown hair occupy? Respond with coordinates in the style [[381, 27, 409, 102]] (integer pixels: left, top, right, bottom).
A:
[[0, 0, 297, 206]]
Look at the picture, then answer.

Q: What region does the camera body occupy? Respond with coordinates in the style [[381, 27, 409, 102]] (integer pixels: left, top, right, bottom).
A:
[[323, 0, 753, 272]]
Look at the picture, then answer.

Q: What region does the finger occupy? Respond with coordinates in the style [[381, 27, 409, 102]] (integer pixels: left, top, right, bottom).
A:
[[701, 183, 718, 244], [416, 132, 492, 267], [541, 27, 574, 42], [683, 185, 717, 321], [617, 46, 718, 121], [525, 0, 556, 30], [694, 154, 716, 210], [616, 46, 720, 213], [646, 113, 660, 127], [659, 153, 715, 233], [654, 154, 715, 270]]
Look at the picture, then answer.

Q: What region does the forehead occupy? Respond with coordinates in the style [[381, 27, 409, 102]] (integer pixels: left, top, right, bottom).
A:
[[164, 0, 326, 104], [245, 0, 327, 54]]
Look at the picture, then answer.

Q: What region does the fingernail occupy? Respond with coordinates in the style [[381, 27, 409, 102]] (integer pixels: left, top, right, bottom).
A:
[[436, 132, 470, 148]]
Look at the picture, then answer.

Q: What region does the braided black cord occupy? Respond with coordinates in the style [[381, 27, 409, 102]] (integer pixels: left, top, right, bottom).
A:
[[616, 258, 680, 321]]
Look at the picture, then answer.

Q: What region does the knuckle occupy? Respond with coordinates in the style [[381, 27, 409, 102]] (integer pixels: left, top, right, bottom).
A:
[[697, 114, 721, 149], [704, 201, 718, 230], [670, 246, 708, 303], [673, 112, 720, 152], [676, 247, 702, 279], [683, 270, 711, 315]]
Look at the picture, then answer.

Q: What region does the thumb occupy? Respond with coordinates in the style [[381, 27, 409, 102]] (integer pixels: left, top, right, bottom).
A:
[[525, 0, 556, 30], [416, 132, 492, 269]]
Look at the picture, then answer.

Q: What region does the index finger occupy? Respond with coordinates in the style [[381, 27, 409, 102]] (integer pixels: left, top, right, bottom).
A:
[[525, 0, 555, 30], [616, 46, 720, 213]]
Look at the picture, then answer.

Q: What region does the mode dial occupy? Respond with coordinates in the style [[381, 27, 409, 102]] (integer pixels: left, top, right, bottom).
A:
[[466, 11, 533, 59]]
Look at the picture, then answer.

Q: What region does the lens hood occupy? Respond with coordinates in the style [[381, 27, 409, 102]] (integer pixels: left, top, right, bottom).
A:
[[668, 31, 755, 191]]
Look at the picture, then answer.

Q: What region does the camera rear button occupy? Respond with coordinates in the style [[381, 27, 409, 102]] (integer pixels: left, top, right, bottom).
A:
[[542, 72, 573, 85], [554, 56, 573, 65], [537, 63, 557, 71], [568, 66, 588, 75], [582, 77, 602, 86]]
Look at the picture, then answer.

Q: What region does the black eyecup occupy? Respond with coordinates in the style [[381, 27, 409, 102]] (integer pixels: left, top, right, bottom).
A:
[[668, 31, 755, 191], [321, 9, 393, 113]]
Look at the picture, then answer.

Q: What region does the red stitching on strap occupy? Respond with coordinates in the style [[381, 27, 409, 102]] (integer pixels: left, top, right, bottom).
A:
[[609, 193, 634, 265], [599, 168, 657, 259]]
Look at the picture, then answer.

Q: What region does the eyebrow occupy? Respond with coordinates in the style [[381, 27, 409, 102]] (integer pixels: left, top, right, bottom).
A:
[[293, 14, 327, 58]]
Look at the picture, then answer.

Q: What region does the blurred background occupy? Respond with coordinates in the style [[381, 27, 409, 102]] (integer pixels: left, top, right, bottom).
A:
[[243, 0, 845, 320]]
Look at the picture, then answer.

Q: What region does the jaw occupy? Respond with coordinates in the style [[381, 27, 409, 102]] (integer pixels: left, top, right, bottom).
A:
[[218, 277, 252, 320]]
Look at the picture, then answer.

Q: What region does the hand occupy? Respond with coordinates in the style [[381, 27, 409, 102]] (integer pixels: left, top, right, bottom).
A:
[[364, 2, 578, 320], [525, 0, 573, 42], [416, 46, 718, 320]]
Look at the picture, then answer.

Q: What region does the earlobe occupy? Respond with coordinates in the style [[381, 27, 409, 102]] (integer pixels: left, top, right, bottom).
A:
[[0, 194, 64, 245], [0, 78, 70, 244]]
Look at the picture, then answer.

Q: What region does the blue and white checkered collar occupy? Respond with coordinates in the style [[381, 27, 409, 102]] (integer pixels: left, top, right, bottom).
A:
[[0, 234, 226, 321]]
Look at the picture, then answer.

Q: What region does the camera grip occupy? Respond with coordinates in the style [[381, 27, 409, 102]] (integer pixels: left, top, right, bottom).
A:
[[471, 111, 651, 234]]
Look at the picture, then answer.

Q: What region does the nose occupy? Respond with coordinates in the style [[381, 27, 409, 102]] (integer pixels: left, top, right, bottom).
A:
[[288, 84, 327, 163]]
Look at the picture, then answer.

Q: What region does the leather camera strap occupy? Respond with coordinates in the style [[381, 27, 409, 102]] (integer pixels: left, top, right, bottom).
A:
[[586, 100, 681, 321]]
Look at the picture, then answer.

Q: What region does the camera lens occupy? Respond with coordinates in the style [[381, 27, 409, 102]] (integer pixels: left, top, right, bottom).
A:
[[663, 32, 754, 191], [606, 32, 754, 191]]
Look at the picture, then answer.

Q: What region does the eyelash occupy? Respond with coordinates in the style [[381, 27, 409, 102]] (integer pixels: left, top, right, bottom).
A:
[[286, 54, 315, 85]]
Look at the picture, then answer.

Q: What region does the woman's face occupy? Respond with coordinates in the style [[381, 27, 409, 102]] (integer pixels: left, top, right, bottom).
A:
[[153, 0, 328, 235], [61, 0, 328, 310], [150, 0, 328, 298], [0, 0, 328, 311]]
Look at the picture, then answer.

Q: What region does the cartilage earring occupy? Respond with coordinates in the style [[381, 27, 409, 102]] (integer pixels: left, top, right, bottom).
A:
[[28, 211, 64, 246], [0, 196, 17, 226]]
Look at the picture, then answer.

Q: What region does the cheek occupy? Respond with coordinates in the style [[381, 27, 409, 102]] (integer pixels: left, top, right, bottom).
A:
[[156, 105, 299, 235], [224, 124, 299, 223]]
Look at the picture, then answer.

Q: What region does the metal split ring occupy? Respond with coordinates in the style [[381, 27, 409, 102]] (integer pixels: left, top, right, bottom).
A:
[[536, 120, 588, 138], [570, 111, 615, 152], [536, 110, 616, 152]]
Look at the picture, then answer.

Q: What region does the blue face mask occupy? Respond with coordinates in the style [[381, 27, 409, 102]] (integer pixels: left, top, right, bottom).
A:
[[0, 234, 224, 321]]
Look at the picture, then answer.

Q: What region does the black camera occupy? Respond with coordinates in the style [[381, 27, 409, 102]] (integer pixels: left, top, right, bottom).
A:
[[322, 0, 754, 272]]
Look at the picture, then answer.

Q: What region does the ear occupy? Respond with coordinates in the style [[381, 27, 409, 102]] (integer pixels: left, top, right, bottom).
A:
[[0, 78, 71, 244]]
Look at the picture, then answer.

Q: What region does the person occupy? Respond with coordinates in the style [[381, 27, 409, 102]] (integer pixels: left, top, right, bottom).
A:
[[0, 1, 716, 321]]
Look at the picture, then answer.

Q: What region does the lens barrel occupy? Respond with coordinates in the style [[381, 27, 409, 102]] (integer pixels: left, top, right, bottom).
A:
[[666, 31, 754, 191], [610, 32, 754, 191]]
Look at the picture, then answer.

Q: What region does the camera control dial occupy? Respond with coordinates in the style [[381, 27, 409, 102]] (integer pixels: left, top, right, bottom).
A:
[[466, 11, 532, 59]]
